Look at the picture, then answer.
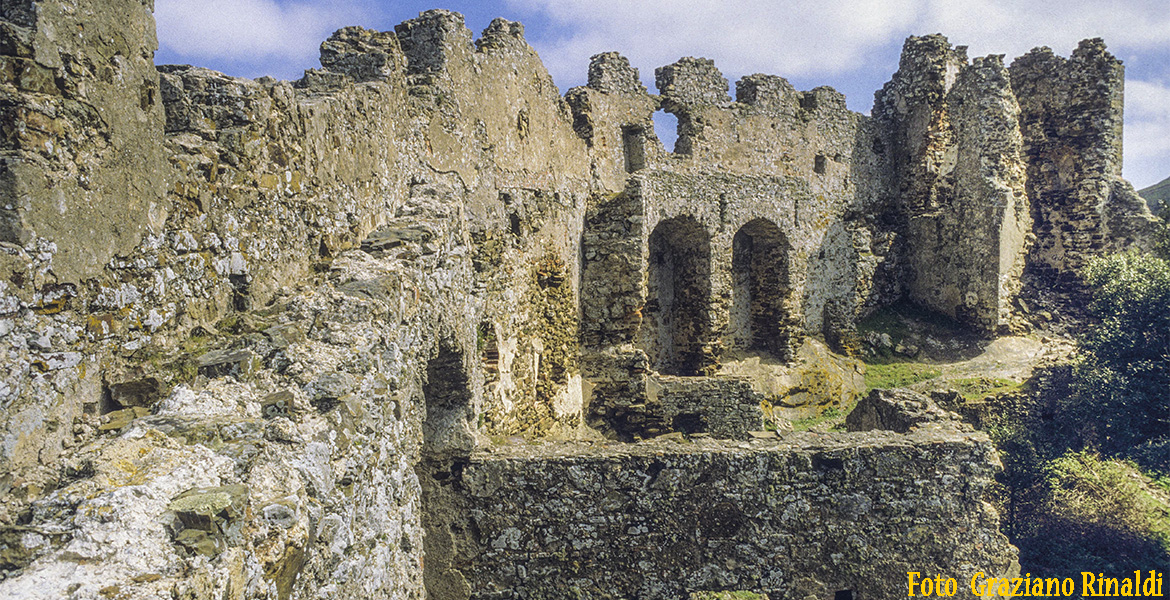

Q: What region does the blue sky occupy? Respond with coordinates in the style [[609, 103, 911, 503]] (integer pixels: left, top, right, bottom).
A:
[[154, 0, 1170, 189]]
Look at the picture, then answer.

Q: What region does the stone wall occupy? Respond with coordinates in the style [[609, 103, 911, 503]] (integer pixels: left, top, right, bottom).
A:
[[577, 54, 893, 428], [0, 0, 168, 283], [874, 36, 1032, 335], [0, 5, 591, 598], [1010, 39, 1156, 272], [874, 35, 1155, 333], [425, 424, 1015, 599]]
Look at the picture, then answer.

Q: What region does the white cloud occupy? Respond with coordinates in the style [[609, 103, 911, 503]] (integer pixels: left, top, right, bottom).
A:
[[510, 0, 1170, 82], [1123, 80, 1170, 189], [920, 0, 1170, 60], [155, 0, 373, 70], [507, 0, 918, 88]]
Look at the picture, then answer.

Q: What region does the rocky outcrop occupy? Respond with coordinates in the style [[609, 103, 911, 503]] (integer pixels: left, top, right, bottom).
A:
[[846, 387, 963, 433]]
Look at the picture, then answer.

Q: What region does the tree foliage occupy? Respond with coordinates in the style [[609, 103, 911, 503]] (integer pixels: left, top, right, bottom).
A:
[[988, 247, 1170, 573], [1069, 251, 1170, 471]]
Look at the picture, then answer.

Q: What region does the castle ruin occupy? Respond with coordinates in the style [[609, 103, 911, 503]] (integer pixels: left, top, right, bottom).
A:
[[0, 2, 1155, 599]]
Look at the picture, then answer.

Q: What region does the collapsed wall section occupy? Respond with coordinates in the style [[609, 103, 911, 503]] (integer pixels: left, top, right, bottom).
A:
[[1010, 39, 1155, 273], [426, 428, 1017, 599], [874, 36, 1031, 335], [875, 35, 1156, 333]]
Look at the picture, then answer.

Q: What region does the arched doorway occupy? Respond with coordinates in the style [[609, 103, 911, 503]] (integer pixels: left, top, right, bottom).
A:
[[731, 219, 793, 358], [643, 216, 711, 376]]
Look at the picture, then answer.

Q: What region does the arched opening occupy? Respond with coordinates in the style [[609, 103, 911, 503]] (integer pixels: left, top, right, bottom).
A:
[[643, 216, 711, 376], [731, 219, 792, 358]]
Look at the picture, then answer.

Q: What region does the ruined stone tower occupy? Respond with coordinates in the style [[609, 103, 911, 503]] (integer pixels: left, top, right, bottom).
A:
[[0, 2, 1154, 599]]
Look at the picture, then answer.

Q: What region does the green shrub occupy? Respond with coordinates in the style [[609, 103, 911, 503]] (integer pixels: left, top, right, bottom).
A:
[[1044, 451, 1170, 541], [1068, 251, 1170, 471], [1014, 451, 1170, 573]]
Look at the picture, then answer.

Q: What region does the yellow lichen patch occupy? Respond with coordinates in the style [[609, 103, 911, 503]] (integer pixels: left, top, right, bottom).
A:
[[31, 297, 66, 315]]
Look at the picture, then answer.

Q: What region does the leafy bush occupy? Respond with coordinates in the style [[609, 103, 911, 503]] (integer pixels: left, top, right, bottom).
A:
[[989, 249, 1170, 575], [1013, 451, 1170, 573], [1045, 452, 1170, 541], [1068, 252, 1170, 471]]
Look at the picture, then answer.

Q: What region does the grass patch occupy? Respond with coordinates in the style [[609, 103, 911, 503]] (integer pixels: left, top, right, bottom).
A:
[[864, 362, 941, 392], [791, 406, 845, 432], [950, 376, 1023, 401]]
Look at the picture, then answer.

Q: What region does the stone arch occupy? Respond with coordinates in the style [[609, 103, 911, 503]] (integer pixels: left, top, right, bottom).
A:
[[731, 218, 794, 359], [643, 216, 712, 376]]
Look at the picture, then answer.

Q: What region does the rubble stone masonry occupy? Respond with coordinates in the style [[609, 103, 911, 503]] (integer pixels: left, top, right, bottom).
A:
[[0, 2, 1154, 598]]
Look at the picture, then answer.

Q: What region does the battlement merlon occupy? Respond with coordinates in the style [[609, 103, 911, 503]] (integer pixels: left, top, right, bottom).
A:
[[655, 56, 733, 110]]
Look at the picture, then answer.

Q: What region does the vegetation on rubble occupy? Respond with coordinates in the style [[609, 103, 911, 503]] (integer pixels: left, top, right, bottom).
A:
[[863, 362, 940, 392], [949, 376, 1023, 401], [789, 406, 844, 432], [990, 245, 1170, 574]]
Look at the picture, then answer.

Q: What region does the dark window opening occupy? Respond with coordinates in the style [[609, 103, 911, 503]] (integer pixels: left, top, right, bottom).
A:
[[813, 455, 844, 471], [99, 386, 120, 416], [421, 341, 473, 455], [478, 321, 499, 379], [622, 125, 646, 172], [229, 274, 250, 311], [836, 590, 855, 600], [509, 212, 523, 238], [814, 153, 827, 174]]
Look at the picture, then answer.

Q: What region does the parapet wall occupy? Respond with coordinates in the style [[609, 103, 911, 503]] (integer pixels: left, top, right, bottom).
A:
[[426, 426, 1015, 599]]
